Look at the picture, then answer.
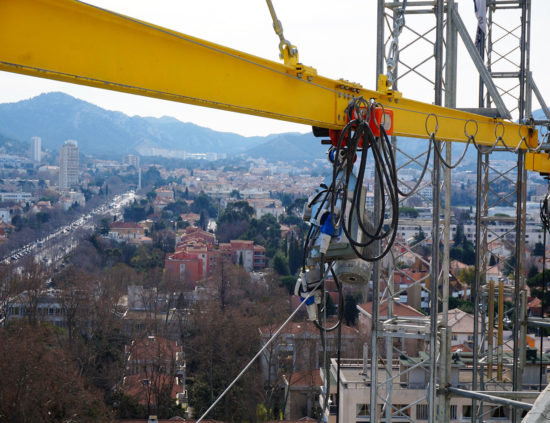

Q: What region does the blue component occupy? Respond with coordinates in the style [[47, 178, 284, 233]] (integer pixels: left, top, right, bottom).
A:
[[305, 295, 315, 305], [328, 149, 337, 163], [320, 213, 341, 237]]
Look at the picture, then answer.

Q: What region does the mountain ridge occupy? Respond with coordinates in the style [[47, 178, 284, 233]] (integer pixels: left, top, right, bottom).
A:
[[0, 92, 321, 160]]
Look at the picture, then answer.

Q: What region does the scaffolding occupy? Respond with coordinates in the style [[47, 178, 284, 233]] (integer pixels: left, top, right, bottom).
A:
[[368, 1, 550, 422]]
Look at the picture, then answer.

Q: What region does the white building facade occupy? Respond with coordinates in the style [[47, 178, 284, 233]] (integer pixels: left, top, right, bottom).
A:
[[59, 140, 79, 190]]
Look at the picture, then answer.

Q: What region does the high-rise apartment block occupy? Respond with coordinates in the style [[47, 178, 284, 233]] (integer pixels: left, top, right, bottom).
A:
[[30, 136, 41, 163], [59, 140, 79, 190], [123, 154, 140, 169]]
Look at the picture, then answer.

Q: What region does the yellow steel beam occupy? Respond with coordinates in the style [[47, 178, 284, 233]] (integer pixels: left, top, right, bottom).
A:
[[526, 152, 550, 175], [0, 0, 544, 167]]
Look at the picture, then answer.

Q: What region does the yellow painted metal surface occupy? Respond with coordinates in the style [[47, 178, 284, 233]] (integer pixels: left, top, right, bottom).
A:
[[0, 0, 540, 152], [526, 152, 550, 174]]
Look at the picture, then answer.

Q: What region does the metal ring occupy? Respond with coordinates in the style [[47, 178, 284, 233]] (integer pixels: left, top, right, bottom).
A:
[[425, 113, 439, 136], [514, 137, 527, 153], [372, 102, 386, 131], [494, 122, 505, 139], [464, 119, 479, 139], [517, 124, 534, 152], [518, 123, 527, 141]]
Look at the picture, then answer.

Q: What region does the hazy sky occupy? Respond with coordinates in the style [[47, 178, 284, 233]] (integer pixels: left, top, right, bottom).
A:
[[0, 0, 548, 136]]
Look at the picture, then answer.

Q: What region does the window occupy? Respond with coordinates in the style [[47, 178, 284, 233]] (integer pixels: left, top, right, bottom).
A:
[[491, 406, 508, 419], [451, 335, 457, 341], [356, 403, 370, 417], [394, 404, 410, 417], [463, 405, 473, 419], [450, 405, 457, 420], [278, 351, 294, 373], [416, 404, 428, 420], [329, 394, 338, 415]]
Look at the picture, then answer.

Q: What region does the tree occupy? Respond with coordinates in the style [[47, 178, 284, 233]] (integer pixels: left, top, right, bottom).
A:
[[218, 201, 254, 224], [458, 267, 476, 286], [199, 210, 208, 231], [98, 217, 111, 235], [153, 230, 176, 253], [450, 223, 475, 265], [449, 297, 475, 313], [399, 207, 419, 218], [191, 192, 218, 218], [187, 304, 264, 422], [279, 275, 297, 295], [288, 237, 303, 275], [272, 252, 290, 276], [413, 227, 426, 244], [0, 323, 111, 422]]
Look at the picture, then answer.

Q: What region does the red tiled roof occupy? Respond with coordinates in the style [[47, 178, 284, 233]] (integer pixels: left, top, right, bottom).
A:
[[230, 240, 254, 249], [451, 344, 473, 353], [123, 373, 180, 405], [127, 336, 181, 362], [259, 319, 358, 336], [357, 301, 424, 318], [284, 369, 322, 387], [110, 221, 143, 229], [528, 297, 542, 308]]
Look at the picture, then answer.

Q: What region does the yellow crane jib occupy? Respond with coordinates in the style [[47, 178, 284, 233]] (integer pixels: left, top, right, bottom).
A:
[[0, 0, 544, 171]]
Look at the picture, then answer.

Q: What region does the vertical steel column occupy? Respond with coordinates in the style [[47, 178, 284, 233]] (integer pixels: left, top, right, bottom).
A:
[[440, 2, 457, 421], [429, 139, 441, 423], [473, 149, 485, 423], [371, 2, 385, 421], [486, 5, 493, 109], [428, 3, 444, 423], [513, 0, 529, 420], [512, 151, 527, 423]]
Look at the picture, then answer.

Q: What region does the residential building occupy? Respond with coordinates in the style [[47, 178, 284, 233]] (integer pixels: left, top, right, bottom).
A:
[[165, 248, 207, 286], [30, 136, 41, 163], [124, 335, 187, 410], [445, 308, 482, 349], [0, 208, 10, 223], [0, 192, 34, 202], [59, 191, 86, 210], [357, 301, 426, 357], [155, 187, 174, 201], [283, 369, 322, 420], [108, 221, 147, 243], [258, 320, 360, 382], [323, 354, 547, 423], [4, 288, 70, 328], [219, 240, 266, 272], [166, 230, 266, 284], [123, 154, 140, 169], [59, 139, 79, 189]]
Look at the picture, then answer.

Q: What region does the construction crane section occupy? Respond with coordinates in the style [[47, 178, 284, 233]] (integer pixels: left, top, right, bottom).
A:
[[0, 1, 550, 423], [362, 2, 550, 423], [0, 0, 542, 149]]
